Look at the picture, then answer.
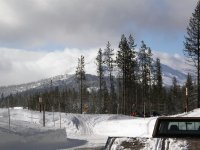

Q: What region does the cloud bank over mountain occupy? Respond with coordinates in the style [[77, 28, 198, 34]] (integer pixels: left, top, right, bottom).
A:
[[0, 47, 192, 86], [0, 0, 198, 85]]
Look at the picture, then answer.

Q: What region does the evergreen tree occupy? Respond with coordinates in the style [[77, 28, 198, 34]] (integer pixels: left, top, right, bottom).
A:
[[0, 93, 4, 107], [155, 58, 163, 90], [116, 34, 137, 115], [102, 81, 109, 113], [168, 77, 183, 114], [116, 35, 128, 114], [152, 58, 163, 113], [103, 41, 115, 113], [147, 47, 153, 114], [184, 0, 200, 107], [138, 41, 153, 114], [75, 55, 86, 114], [128, 35, 138, 112], [167, 77, 178, 114], [138, 41, 148, 102], [185, 73, 195, 110], [96, 48, 104, 113]]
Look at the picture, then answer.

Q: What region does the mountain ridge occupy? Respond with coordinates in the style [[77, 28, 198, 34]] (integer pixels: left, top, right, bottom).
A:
[[0, 63, 189, 96]]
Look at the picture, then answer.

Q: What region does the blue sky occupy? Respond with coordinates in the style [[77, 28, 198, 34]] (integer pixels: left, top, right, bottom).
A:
[[140, 32, 184, 55], [0, 0, 198, 85]]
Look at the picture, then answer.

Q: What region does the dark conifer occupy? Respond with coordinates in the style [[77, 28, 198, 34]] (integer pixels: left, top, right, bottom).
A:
[[138, 41, 153, 113], [116, 34, 137, 115], [75, 55, 86, 114], [96, 48, 104, 113], [103, 41, 115, 113], [184, 0, 200, 107]]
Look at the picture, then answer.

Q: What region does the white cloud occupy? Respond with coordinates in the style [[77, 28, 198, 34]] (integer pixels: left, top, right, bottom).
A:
[[153, 51, 193, 74], [0, 47, 97, 86], [0, 46, 194, 86]]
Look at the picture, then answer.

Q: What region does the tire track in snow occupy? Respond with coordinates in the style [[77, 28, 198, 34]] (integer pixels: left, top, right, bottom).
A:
[[154, 138, 164, 150], [69, 114, 93, 135]]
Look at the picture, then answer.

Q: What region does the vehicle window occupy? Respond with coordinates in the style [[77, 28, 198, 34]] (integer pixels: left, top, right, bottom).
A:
[[178, 122, 186, 130], [153, 118, 200, 138], [195, 122, 200, 130], [168, 122, 179, 130], [186, 122, 194, 130], [167, 122, 200, 131]]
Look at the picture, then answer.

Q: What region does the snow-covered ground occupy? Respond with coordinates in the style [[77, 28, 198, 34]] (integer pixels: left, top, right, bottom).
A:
[[0, 107, 199, 150]]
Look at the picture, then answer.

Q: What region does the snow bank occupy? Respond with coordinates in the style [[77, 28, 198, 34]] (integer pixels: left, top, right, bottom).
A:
[[94, 117, 157, 137], [0, 108, 200, 149], [13, 107, 23, 110], [0, 128, 67, 150]]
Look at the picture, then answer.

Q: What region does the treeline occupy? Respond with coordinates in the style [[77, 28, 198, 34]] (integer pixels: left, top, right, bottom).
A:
[[0, 34, 196, 116]]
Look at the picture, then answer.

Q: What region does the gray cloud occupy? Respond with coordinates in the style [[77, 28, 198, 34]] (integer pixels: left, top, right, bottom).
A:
[[0, 0, 198, 49], [0, 0, 197, 85]]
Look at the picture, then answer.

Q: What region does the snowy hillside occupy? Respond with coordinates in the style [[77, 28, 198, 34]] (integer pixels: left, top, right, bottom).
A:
[[161, 63, 187, 86], [0, 62, 190, 96], [0, 107, 200, 149], [0, 74, 74, 96]]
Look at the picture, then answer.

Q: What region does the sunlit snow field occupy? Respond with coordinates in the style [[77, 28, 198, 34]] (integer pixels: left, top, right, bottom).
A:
[[0, 107, 198, 149]]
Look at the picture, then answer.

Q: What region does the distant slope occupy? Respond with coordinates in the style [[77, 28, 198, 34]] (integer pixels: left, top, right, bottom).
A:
[[161, 63, 187, 86], [0, 74, 74, 96], [0, 63, 189, 96], [0, 74, 101, 96]]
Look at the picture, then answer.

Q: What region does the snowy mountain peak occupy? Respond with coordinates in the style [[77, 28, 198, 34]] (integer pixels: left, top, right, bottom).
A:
[[161, 63, 187, 86], [0, 63, 190, 96]]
